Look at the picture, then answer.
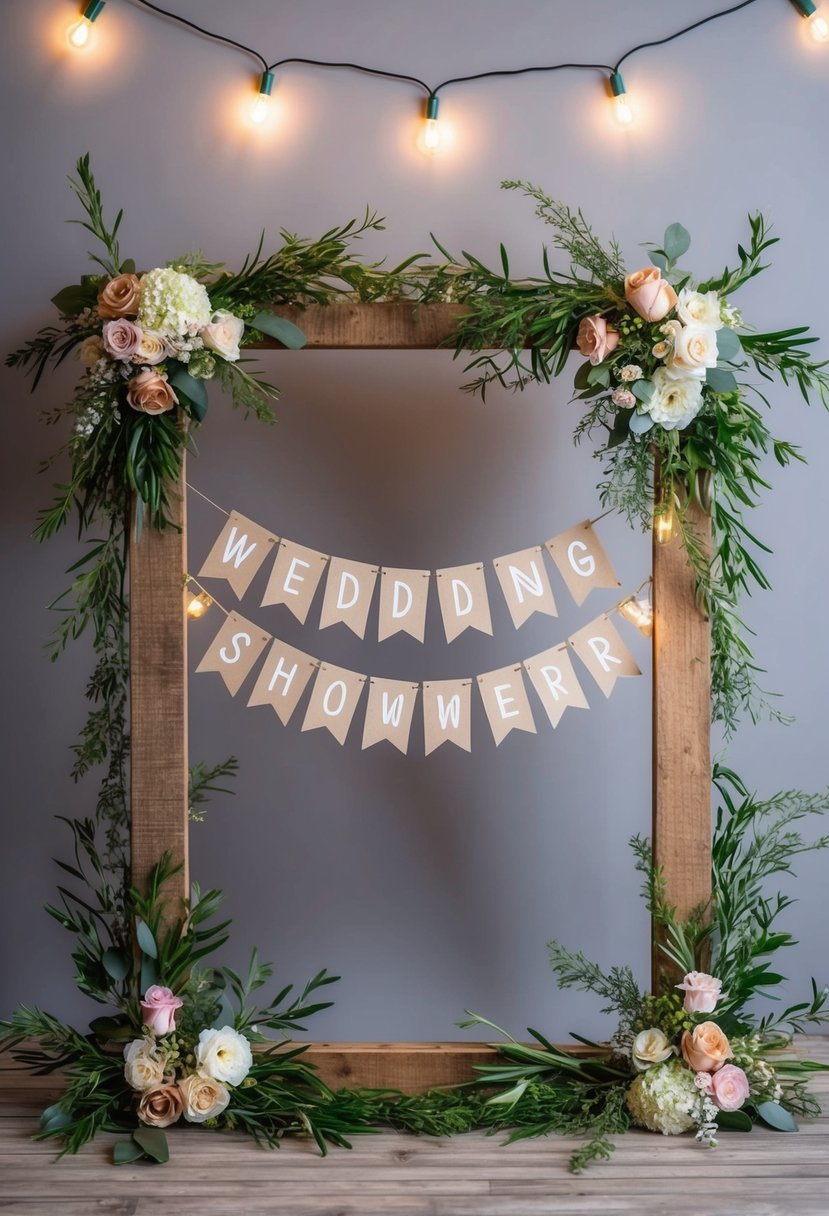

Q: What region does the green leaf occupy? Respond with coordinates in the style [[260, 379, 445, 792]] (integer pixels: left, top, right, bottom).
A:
[[632, 379, 654, 404], [136, 918, 158, 959], [167, 363, 209, 423], [89, 1015, 133, 1042], [586, 363, 610, 388], [572, 361, 592, 391], [51, 283, 97, 317], [140, 955, 159, 994], [39, 1103, 72, 1134], [716, 327, 742, 363], [649, 250, 668, 272], [716, 1108, 753, 1132], [663, 223, 691, 262], [706, 367, 738, 394], [120, 258, 136, 274], [102, 948, 130, 982], [113, 1138, 146, 1165], [755, 1101, 798, 1132], [133, 1126, 170, 1163], [629, 410, 654, 435], [249, 310, 307, 349]]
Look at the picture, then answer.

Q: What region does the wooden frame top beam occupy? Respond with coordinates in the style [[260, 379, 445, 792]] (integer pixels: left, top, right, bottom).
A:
[[252, 301, 475, 349]]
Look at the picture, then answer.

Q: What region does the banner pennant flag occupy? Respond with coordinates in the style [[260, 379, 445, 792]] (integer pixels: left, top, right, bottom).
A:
[[301, 661, 366, 745], [568, 615, 641, 697], [195, 612, 271, 696], [493, 546, 558, 628], [319, 556, 379, 640], [545, 521, 620, 607], [378, 567, 430, 643], [435, 563, 493, 643], [477, 664, 537, 746], [422, 679, 472, 755], [247, 637, 318, 725], [523, 643, 589, 728], [362, 677, 419, 753], [198, 511, 278, 599], [261, 538, 329, 624]]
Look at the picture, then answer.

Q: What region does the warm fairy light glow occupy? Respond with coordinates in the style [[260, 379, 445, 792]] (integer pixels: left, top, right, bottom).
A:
[[67, 16, 92, 47], [654, 508, 674, 545], [422, 117, 442, 152], [614, 93, 634, 127], [619, 595, 654, 637], [250, 94, 271, 125], [186, 591, 213, 619], [808, 8, 829, 39]]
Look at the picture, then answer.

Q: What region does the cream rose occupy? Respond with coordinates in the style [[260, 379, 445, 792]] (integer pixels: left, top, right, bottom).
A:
[[620, 364, 643, 382], [123, 1038, 165, 1092], [179, 1074, 230, 1123], [575, 315, 620, 366], [78, 336, 105, 367], [676, 288, 723, 330], [624, 267, 678, 323], [632, 1028, 674, 1072], [200, 310, 245, 362], [681, 1022, 733, 1073], [137, 1084, 185, 1128], [126, 368, 178, 416], [663, 321, 718, 380], [98, 273, 142, 319], [102, 319, 143, 361], [675, 971, 725, 1014], [646, 367, 704, 431], [134, 331, 169, 366], [195, 1026, 252, 1086]]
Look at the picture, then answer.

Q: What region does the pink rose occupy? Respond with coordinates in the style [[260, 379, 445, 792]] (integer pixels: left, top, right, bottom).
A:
[[127, 369, 178, 416], [140, 985, 183, 1036], [576, 315, 620, 365], [710, 1064, 750, 1112], [624, 267, 678, 323], [676, 970, 724, 1014], [611, 388, 636, 408], [102, 319, 143, 361]]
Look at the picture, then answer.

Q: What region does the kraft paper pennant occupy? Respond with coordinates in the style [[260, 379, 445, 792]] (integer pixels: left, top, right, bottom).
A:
[[301, 662, 366, 745], [247, 637, 318, 725], [378, 567, 430, 643], [195, 612, 271, 696], [319, 556, 379, 639], [493, 546, 558, 628], [422, 679, 472, 755], [261, 539, 329, 624], [523, 643, 590, 728], [361, 677, 419, 753], [545, 522, 620, 607], [569, 616, 641, 698], [435, 563, 493, 644], [477, 665, 538, 746], [198, 511, 278, 599]]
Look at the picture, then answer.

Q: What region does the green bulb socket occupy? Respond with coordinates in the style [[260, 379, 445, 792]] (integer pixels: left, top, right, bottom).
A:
[[426, 95, 440, 121], [259, 70, 275, 97], [609, 72, 626, 98], [790, 0, 817, 17], [83, 0, 106, 19]]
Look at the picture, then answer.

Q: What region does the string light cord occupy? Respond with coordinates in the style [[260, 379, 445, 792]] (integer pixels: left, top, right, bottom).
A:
[[131, 0, 269, 72], [613, 0, 763, 72]]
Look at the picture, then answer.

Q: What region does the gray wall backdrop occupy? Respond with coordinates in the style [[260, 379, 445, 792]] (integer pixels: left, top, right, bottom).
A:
[[1, 0, 827, 1042]]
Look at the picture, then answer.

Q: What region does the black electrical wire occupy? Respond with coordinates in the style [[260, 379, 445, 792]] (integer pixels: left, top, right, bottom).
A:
[[129, 0, 770, 100]]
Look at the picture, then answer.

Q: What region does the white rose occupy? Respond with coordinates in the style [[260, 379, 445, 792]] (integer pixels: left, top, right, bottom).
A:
[[646, 367, 704, 431], [178, 1073, 230, 1123], [662, 321, 718, 380], [196, 1026, 253, 1086], [200, 311, 245, 362], [632, 1027, 675, 1072], [676, 288, 723, 330], [123, 1037, 165, 1092]]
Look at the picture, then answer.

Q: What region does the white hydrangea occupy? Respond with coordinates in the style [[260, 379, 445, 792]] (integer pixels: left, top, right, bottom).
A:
[[137, 267, 212, 339], [625, 1057, 698, 1136], [645, 367, 704, 431]]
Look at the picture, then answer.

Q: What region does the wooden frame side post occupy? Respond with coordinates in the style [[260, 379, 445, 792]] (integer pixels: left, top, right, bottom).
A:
[[130, 459, 189, 916]]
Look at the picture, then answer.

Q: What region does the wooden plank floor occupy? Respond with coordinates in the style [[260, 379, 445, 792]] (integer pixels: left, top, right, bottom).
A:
[[2, 1037, 829, 1215]]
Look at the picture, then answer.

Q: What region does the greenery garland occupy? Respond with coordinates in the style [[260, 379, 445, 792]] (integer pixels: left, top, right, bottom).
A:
[[4, 157, 829, 1169]]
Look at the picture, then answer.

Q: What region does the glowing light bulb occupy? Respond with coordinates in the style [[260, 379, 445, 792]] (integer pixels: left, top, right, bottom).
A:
[[654, 507, 674, 545], [808, 8, 829, 39], [421, 95, 442, 154], [66, 1, 106, 49], [250, 70, 275, 125], [609, 71, 634, 128], [618, 595, 654, 637], [186, 591, 212, 620]]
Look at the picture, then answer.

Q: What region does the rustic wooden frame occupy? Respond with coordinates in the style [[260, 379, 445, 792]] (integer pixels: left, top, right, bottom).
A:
[[130, 301, 711, 1091]]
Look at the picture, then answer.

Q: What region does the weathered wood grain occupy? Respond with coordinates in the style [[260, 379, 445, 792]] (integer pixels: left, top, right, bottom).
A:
[[250, 301, 474, 349]]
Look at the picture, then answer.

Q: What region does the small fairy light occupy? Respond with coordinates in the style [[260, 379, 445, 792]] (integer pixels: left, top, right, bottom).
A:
[[66, 0, 106, 49], [250, 70, 275, 125], [654, 506, 675, 545], [609, 71, 634, 127], [618, 595, 654, 637], [790, 0, 829, 41], [421, 94, 443, 153], [186, 591, 213, 620]]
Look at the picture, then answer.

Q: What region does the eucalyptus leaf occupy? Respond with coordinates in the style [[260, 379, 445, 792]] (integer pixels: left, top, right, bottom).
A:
[[133, 1126, 170, 1163], [586, 363, 610, 388], [167, 363, 209, 423], [663, 222, 691, 262], [716, 327, 743, 363], [629, 411, 654, 435], [715, 1108, 753, 1132], [706, 367, 738, 394], [755, 1101, 798, 1132], [140, 954, 159, 994], [136, 918, 158, 959], [102, 947, 130, 982], [39, 1103, 72, 1134], [113, 1138, 146, 1165], [632, 379, 654, 404], [250, 310, 307, 349], [649, 250, 668, 272]]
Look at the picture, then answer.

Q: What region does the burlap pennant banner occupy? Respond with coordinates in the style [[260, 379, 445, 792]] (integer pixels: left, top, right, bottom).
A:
[[261, 539, 329, 624], [195, 612, 271, 696], [301, 661, 366, 745], [523, 643, 589, 728], [362, 677, 419, 753], [544, 521, 620, 607], [422, 679, 472, 755], [435, 563, 493, 644], [378, 567, 430, 643], [477, 664, 537, 746], [319, 556, 379, 640], [198, 512, 278, 599], [247, 637, 319, 725], [493, 546, 558, 629], [568, 615, 641, 698]]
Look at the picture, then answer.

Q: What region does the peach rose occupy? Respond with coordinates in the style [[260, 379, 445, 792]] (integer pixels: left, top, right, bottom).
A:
[[78, 335, 105, 367], [140, 985, 183, 1036], [681, 1022, 732, 1073], [178, 1074, 230, 1124], [98, 273, 142, 319], [676, 971, 724, 1014], [137, 1084, 185, 1128], [576, 315, 620, 366], [127, 369, 178, 416], [710, 1064, 750, 1112], [102, 319, 143, 361], [624, 267, 678, 323]]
